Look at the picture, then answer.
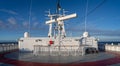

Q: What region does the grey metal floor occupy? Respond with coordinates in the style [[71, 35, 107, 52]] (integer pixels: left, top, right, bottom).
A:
[[5, 51, 115, 63], [0, 62, 14, 66], [109, 63, 120, 66]]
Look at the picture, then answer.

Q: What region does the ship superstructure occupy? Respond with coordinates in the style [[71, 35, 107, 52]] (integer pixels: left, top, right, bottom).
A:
[[19, 0, 98, 56]]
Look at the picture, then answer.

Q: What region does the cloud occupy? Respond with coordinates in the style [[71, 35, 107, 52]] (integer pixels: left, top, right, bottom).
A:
[[0, 20, 6, 28], [7, 17, 16, 25], [23, 21, 29, 28], [92, 30, 120, 36], [32, 17, 37, 21], [65, 25, 120, 37], [0, 20, 3, 25], [0, 9, 18, 15], [33, 22, 39, 27]]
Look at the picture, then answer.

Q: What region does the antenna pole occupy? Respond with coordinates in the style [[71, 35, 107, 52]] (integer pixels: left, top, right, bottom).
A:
[[56, 0, 62, 55], [28, 0, 32, 34], [84, 0, 88, 32]]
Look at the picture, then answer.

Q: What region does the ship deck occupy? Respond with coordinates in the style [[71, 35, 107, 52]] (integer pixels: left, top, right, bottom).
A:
[[0, 50, 120, 66]]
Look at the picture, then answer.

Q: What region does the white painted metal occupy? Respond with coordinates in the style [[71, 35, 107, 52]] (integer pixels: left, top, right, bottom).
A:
[[19, 32, 98, 56], [24, 32, 30, 38], [48, 24, 52, 37], [61, 21, 66, 37], [19, 7, 98, 56], [83, 32, 89, 37], [105, 44, 120, 52], [46, 13, 77, 24]]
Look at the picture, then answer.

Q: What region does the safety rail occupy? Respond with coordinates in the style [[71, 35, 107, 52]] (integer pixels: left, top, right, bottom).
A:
[[33, 45, 84, 56], [0, 44, 18, 53]]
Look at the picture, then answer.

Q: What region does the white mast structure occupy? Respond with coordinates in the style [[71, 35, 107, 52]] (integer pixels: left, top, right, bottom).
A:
[[46, 0, 77, 55], [46, 11, 77, 38], [46, 9, 55, 38], [83, 0, 89, 38], [46, 1, 77, 39]]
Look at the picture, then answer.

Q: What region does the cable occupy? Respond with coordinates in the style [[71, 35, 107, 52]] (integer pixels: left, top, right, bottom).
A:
[[79, 0, 107, 24], [68, 0, 107, 33], [87, 0, 107, 16]]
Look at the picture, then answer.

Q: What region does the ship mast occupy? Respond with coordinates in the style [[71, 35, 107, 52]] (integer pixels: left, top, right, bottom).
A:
[[46, 0, 77, 55], [28, 0, 32, 36], [84, 0, 88, 32], [83, 0, 89, 38]]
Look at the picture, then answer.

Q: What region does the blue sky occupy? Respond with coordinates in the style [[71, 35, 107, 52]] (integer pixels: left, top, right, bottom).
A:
[[0, 0, 120, 41]]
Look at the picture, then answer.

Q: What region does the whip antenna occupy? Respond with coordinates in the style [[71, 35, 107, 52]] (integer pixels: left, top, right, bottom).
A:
[[28, 0, 32, 34], [84, 0, 88, 32]]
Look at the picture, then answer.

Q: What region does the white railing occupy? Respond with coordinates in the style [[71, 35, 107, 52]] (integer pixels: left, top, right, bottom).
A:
[[33, 45, 83, 56], [105, 44, 120, 52], [0, 44, 18, 53]]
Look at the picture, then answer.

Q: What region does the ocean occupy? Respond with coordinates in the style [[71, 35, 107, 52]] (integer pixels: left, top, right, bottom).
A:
[[0, 41, 119, 45], [0, 41, 18, 44]]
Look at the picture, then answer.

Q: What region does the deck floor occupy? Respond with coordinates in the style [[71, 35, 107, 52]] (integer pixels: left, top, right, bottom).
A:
[[1, 50, 120, 66]]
